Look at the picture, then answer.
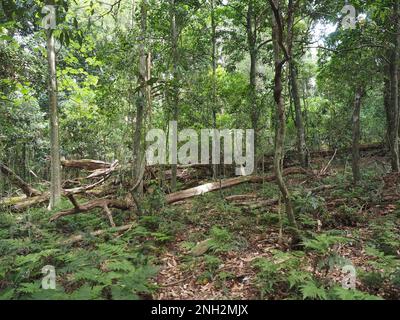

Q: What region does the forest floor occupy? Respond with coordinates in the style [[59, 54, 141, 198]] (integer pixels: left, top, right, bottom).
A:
[[153, 156, 400, 300], [0, 155, 399, 300]]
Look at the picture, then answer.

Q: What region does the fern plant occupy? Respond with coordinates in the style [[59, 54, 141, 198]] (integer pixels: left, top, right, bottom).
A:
[[303, 233, 350, 273], [208, 227, 236, 253], [253, 250, 307, 298]]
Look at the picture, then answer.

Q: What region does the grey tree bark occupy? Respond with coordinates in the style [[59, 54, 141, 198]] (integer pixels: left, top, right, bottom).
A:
[[211, 0, 219, 179], [289, 63, 309, 168], [170, 0, 179, 191], [132, 0, 150, 195], [351, 87, 365, 184], [47, 28, 62, 209], [246, 0, 259, 153]]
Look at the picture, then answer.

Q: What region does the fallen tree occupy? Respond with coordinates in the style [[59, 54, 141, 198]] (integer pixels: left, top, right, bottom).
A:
[[259, 143, 385, 169], [10, 192, 50, 211], [49, 197, 133, 222], [61, 159, 112, 171], [62, 223, 136, 245], [0, 162, 41, 197], [1, 161, 118, 212], [165, 167, 308, 204]]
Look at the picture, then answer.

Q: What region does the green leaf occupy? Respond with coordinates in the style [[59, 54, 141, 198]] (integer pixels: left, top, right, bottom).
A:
[[300, 281, 328, 300]]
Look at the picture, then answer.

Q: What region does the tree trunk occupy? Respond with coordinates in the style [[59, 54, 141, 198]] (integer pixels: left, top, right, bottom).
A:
[[270, 0, 300, 244], [351, 87, 365, 184], [47, 28, 62, 209], [289, 62, 309, 168], [170, 0, 179, 191], [385, 2, 400, 172], [132, 1, 147, 195], [247, 0, 259, 153], [391, 1, 400, 172], [211, 0, 219, 180], [285, 0, 309, 169]]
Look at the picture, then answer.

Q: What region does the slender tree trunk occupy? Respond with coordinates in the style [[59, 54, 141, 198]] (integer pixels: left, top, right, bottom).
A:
[[132, 0, 149, 195], [384, 63, 393, 155], [289, 63, 309, 168], [285, 0, 309, 169], [211, 0, 219, 179], [351, 87, 365, 184], [385, 3, 400, 172], [47, 29, 61, 209], [247, 0, 258, 153], [390, 1, 400, 172], [270, 0, 300, 245], [170, 0, 179, 191]]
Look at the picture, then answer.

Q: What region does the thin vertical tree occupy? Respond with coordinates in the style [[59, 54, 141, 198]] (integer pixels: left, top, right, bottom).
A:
[[170, 0, 179, 191], [132, 0, 150, 195], [351, 86, 365, 184], [269, 0, 300, 245], [45, 3, 61, 209], [211, 0, 219, 179]]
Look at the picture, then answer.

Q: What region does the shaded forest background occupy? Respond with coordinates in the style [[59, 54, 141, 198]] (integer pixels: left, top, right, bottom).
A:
[[0, 0, 399, 300]]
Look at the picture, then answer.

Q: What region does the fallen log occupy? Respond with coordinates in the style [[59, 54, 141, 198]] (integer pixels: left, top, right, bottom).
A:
[[0, 162, 41, 197], [260, 143, 384, 168], [310, 143, 384, 158], [166, 167, 308, 204], [62, 223, 136, 245], [5, 192, 50, 211], [86, 160, 119, 179], [61, 159, 111, 171], [49, 198, 133, 222], [3, 179, 112, 212], [3, 170, 117, 212]]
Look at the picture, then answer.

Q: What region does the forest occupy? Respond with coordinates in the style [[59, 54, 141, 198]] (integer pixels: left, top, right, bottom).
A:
[[0, 0, 399, 301]]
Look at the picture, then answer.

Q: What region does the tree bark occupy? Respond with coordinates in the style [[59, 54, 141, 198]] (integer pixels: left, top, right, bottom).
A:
[[392, 0, 400, 172], [61, 159, 111, 171], [132, 0, 150, 195], [269, 0, 300, 244], [289, 63, 309, 168], [211, 0, 219, 179], [166, 167, 306, 204], [170, 0, 179, 191], [285, 0, 309, 169], [351, 87, 365, 184], [247, 0, 259, 153], [385, 2, 400, 172], [47, 28, 62, 209]]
